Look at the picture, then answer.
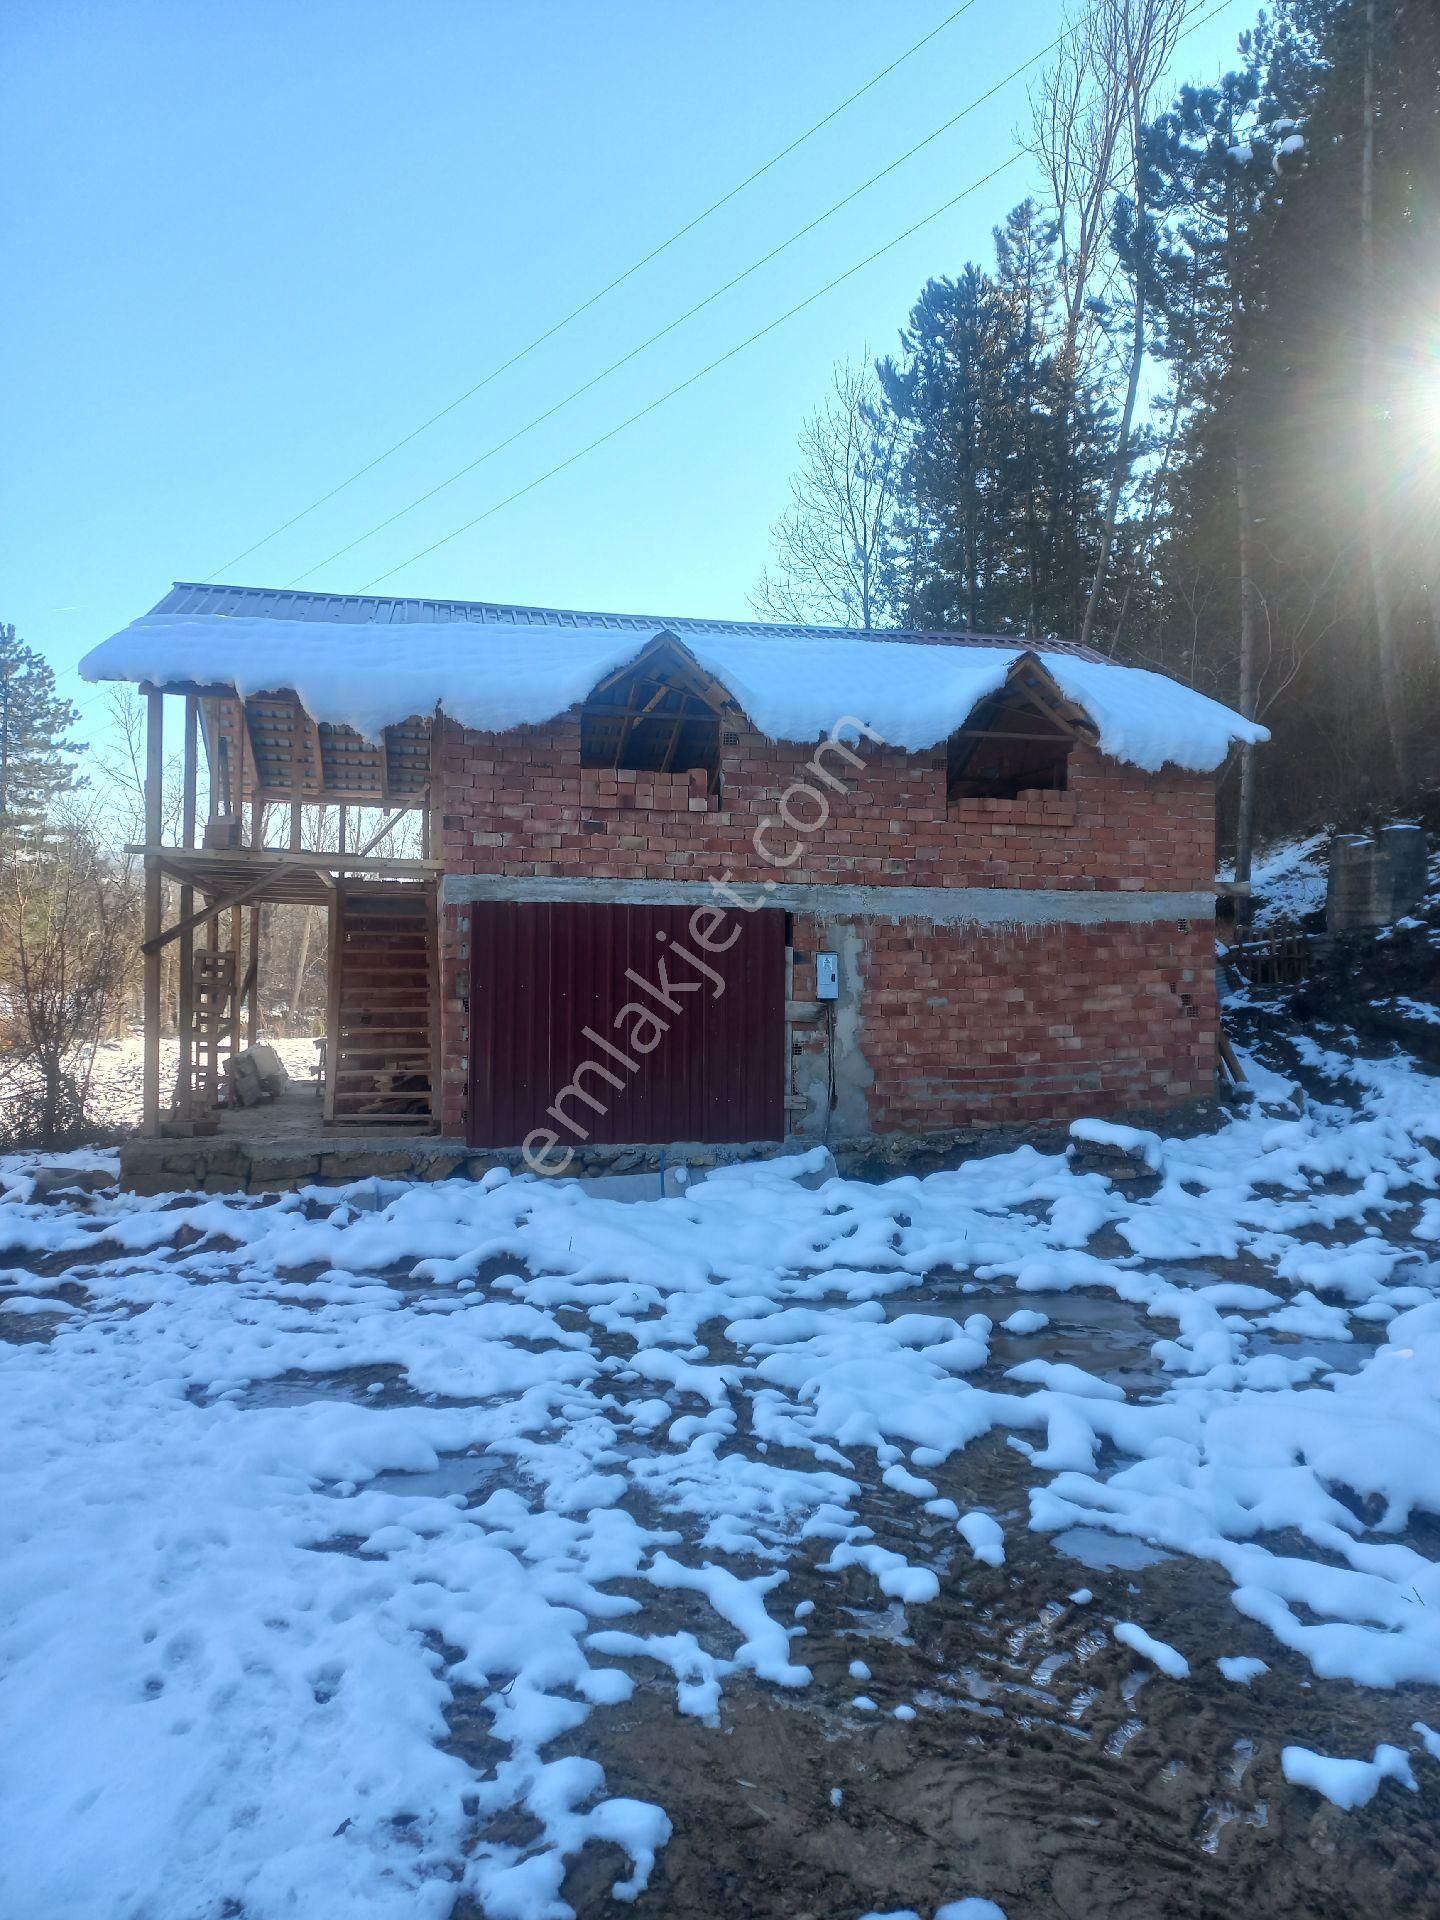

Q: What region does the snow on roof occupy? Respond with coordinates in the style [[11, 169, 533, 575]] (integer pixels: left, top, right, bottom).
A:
[[80, 582, 1269, 774]]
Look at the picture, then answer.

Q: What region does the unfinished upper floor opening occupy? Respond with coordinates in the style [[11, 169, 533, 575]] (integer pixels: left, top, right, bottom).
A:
[[946, 666, 1092, 805], [579, 639, 728, 787]]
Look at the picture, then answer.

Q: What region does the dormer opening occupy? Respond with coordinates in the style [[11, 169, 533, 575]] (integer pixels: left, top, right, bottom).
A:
[[946, 667, 1089, 805], [580, 639, 727, 788]]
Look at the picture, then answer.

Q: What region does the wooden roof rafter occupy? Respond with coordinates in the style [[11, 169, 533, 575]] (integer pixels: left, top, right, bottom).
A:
[[587, 633, 737, 716], [194, 687, 434, 810], [1004, 653, 1098, 743], [945, 652, 1097, 788], [582, 634, 732, 777]]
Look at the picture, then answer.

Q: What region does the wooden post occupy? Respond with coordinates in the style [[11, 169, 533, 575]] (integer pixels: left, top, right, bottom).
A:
[[290, 800, 302, 852], [248, 794, 263, 1046], [424, 708, 439, 861], [230, 902, 242, 1057], [142, 691, 164, 1135], [247, 903, 261, 1047], [177, 695, 198, 1121], [323, 884, 343, 1124], [426, 878, 441, 1136]]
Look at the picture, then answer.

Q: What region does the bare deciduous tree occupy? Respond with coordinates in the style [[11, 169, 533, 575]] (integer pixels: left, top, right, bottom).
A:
[[1026, 8, 1128, 390], [753, 361, 902, 630], [1069, 0, 1195, 650], [0, 809, 140, 1147]]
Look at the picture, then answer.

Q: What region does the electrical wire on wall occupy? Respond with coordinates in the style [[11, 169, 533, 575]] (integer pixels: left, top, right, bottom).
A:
[[822, 1002, 837, 1143]]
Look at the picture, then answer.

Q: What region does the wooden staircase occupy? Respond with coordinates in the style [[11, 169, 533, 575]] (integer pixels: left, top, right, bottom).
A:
[[325, 882, 438, 1130], [189, 948, 237, 1109]]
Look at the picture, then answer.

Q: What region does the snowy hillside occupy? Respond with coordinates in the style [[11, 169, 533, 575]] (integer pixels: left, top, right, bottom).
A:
[[1249, 832, 1330, 927]]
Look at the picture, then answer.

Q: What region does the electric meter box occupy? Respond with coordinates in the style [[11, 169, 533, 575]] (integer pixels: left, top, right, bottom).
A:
[[815, 951, 840, 1001]]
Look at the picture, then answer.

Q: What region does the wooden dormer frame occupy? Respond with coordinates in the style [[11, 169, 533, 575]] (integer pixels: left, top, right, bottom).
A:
[[945, 653, 1098, 798], [581, 635, 736, 779]]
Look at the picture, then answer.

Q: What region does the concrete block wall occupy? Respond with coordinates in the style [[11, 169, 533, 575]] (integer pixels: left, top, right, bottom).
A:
[[1326, 826, 1428, 931]]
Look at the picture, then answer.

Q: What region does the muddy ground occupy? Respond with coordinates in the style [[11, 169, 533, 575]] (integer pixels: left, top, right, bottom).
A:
[[10, 1084, 1440, 1919], [454, 1270, 1436, 1920]]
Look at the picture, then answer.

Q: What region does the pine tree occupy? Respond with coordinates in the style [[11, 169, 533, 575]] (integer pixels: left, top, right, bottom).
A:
[[1142, 66, 1283, 888], [1143, 0, 1440, 835], [877, 212, 1111, 638], [0, 625, 84, 835], [991, 201, 1059, 638], [880, 267, 1013, 632]]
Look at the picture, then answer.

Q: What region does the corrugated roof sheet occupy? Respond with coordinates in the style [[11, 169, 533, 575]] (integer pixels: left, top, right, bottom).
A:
[[150, 581, 1110, 661]]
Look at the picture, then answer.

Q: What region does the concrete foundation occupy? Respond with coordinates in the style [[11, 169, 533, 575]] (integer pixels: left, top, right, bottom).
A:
[[1327, 826, 1428, 931], [117, 1098, 1225, 1196]]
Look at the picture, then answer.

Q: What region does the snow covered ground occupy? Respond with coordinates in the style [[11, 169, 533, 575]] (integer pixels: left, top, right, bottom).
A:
[[1, 1032, 320, 1135], [3, 1025, 1440, 1916], [1247, 833, 1329, 927]]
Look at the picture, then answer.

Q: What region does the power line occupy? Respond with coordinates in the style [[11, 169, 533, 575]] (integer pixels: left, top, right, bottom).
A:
[[360, 153, 1026, 590], [359, 0, 1245, 593], [207, 0, 985, 578], [286, 30, 1066, 585]]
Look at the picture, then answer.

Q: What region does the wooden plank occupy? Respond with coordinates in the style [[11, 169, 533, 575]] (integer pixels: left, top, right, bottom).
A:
[[138, 678, 243, 699], [332, 1063, 433, 1077], [246, 902, 260, 1047], [339, 978, 431, 993], [1218, 1029, 1248, 1085], [217, 736, 234, 817], [177, 693, 198, 1122], [142, 868, 292, 955], [337, 1034, 432, 1048], [613, 681, 670, 766], [230, 901, 242, 1054], [323, 886, 343, 1124], [142, 691, 164, 1135], [660, 713, 685, 773], [341, 990, 432, 1006], [355, 808, 409, 858], [129, 844, 443, 874], [247, 795, 263, 1045], [252, 785, 404, 807]]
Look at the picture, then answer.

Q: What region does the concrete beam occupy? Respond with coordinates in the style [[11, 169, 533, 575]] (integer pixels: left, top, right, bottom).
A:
[[440, 873, 1215, 928]]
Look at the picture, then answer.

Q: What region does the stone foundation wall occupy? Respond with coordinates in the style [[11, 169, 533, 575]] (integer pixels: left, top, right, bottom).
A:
[[117, 1095, 1226, 1196]]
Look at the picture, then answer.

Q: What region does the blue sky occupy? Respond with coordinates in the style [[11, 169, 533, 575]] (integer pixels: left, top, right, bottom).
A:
[[5, 0, 1254, 746]]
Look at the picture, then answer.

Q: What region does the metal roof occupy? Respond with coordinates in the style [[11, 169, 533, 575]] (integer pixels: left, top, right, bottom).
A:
[[150, 582, 1110, 661]]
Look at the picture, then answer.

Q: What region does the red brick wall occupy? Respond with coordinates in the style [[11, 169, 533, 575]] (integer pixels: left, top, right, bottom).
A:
[[436, 712, 1219, 1142], [789, 916, 1217, 1134], [438, 715, 1215, 891]]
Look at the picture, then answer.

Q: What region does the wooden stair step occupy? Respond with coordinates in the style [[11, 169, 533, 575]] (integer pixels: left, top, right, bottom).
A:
[[337, 1016, 431, 1029], [332, 1067, 433, 1080], [336, 1028, 432, 1041]]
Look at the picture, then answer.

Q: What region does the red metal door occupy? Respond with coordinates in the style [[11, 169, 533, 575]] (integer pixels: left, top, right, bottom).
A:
[[467, 901, 786, 1149]]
